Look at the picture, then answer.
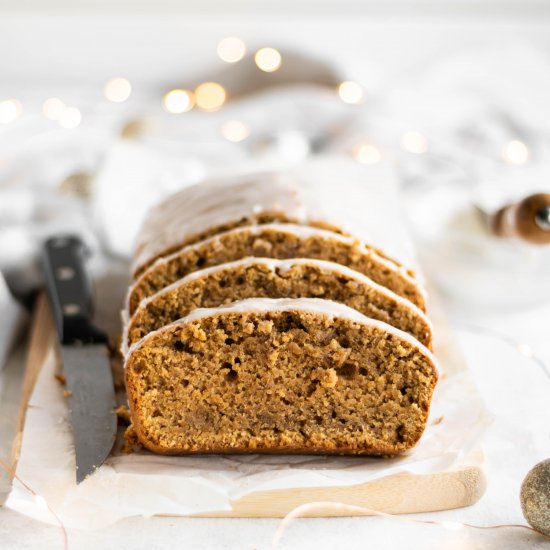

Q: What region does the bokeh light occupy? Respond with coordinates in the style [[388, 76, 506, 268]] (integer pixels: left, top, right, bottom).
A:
[[58, 106, 82, 129], [104, 77, 132, 103], [502, 140, 529, 165], [221, 120, 251, 142], [217, 37, 246, 63], [195, 82, 226, 112], [0, 99, 22, 124], [338, 81, 364, 104], [254, 48, 282, 72], [354, 142, 382, 164], [163, 89, 195, 113], [42, 97, 66, 121]]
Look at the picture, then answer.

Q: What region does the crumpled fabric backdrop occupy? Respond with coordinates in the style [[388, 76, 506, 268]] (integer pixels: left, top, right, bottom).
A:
[[2, 43, 550, 299]]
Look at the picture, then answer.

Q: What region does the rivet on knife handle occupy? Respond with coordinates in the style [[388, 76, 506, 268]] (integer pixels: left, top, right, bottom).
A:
[[43, 236, 106, 344]]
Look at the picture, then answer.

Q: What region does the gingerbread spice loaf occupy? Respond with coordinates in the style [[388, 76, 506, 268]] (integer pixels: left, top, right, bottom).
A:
[[125, 298, 438, 456]]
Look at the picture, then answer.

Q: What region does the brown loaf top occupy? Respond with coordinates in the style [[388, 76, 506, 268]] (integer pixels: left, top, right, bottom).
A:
[[130, 165, 419, 279]]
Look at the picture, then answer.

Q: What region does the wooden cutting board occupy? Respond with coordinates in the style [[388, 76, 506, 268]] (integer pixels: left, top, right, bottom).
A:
[[202, 452, 485, 517], [6, 293, 486, 518]]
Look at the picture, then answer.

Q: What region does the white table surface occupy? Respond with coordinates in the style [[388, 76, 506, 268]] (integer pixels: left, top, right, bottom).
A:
[[1, 295, 549, 550]]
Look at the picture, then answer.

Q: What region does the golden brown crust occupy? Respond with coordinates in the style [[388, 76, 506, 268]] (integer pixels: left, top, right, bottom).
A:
[[133, 430, 407, 456]]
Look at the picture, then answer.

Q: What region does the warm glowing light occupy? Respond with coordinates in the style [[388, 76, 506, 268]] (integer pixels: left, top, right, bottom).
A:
[[163, 89, 195, 114], [195, 82, 226, 111], [0, 99, 22, 124], [42, 97, 66, 121], [58, 107, 82, 129], [502, 140, 529, 165], [104, 77, 132, 103], [221, 120, 250, 142], [338, 81, 364, 104], [254, 47, 282, 72], [401, 130, 428, 154], [217, 37, 246, 63], [517, 344, 534, 358], [354, 142, 382, 165]]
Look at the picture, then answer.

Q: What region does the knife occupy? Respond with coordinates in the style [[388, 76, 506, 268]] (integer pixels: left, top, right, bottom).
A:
[[43, 236, 117, 484]]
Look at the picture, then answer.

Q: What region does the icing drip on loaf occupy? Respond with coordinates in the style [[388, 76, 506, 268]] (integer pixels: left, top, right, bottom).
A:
[[132, 159, 417, 275]]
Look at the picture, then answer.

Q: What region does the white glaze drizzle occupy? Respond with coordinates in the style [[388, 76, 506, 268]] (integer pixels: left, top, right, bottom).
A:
[[132, 159, 418, 275], [125, 297, 437, 375], [133, 256, 431, 332], [127, 222, 426, 312]]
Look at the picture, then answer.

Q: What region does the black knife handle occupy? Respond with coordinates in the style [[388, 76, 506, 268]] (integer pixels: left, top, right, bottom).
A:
[[43, 236, 107, 345]]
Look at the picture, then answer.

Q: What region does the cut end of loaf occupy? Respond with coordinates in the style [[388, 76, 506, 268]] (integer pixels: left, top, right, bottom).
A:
[[125, 302, 437, 455]]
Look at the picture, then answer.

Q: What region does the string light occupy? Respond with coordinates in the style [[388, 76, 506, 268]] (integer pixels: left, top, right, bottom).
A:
[[42, 98, 66, 121], [517, 344, 534, 358], [195, 82, 226, 112], [104, 77, 132, 103], [217, 37, 246, 63], [254, 47, 282, 72], [401, 131, 428, 154], [458, 322, 550, 381], [440, 521, 464, 531], [58, 106, 82, 129], [502, 140, 529, 165], [163, 89, 195, 113], [338, 81, 364, 104], [0, 99, 22, 124], [272, 501, 544, 550], [0, 459, 68, 550], [354, 142, 382, 165], [35, 494, 48, 508], [221, 120, 250, 142]]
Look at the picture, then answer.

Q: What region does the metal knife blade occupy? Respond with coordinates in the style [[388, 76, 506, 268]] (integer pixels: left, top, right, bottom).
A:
[[60, 345, 117, 483], [43, 236, 117, 484]]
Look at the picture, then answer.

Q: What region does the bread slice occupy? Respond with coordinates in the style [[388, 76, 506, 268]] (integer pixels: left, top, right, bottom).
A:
[[125, 298, 438, 456], [125, 258, 432, 349], [130, 169, 410, 278], [127, 224, 425, 315]]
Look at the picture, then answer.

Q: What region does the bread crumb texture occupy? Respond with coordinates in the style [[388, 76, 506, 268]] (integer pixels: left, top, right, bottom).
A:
[[126, 309, 437, 455], [129, 226, 424, 314], [128, 262, 432, 349]]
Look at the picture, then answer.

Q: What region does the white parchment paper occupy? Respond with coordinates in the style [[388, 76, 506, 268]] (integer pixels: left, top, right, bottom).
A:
[[6, 309, 491, 529]]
